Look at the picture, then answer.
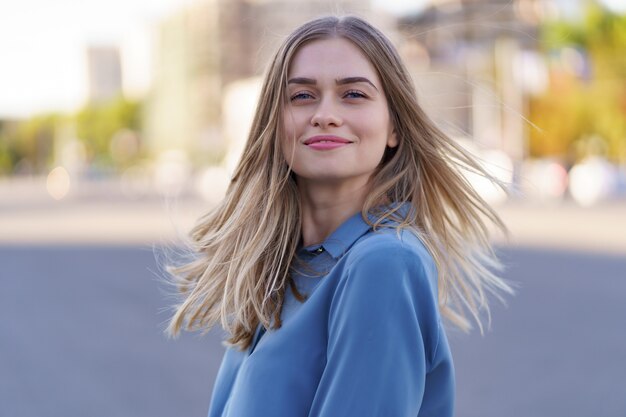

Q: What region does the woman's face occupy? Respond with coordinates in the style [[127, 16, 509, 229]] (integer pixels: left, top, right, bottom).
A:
[[282, 37, 397, 187]]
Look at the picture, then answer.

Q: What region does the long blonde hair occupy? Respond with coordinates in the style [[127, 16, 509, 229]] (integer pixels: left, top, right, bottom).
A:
[[166, 15, 513, 350]]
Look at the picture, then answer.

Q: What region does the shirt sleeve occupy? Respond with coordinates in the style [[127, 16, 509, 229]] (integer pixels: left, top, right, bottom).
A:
[[308, 242, 440, 417]]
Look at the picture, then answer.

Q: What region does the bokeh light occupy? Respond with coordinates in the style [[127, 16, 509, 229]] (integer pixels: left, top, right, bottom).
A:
[[569, 157, 618, 206], [46, 166, 71, 200]]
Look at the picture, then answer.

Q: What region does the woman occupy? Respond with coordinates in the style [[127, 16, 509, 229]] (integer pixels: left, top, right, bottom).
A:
[[167, 15, 512, 417]]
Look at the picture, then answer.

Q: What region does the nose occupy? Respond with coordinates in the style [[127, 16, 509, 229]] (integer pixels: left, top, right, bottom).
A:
[[310, 97, 342, 128]]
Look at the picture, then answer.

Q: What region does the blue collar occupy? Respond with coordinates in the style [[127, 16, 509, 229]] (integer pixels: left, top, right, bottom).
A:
[[301, 203, 410, 259]]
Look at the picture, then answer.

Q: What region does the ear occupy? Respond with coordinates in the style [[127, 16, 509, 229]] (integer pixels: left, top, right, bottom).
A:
[[387, 129, 398, 148]]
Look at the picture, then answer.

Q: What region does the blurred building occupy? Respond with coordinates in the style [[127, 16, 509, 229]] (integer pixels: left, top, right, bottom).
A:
[[86, 46, 123, 103], [143, 0, 222, 163], [396, 0, 556, 168]]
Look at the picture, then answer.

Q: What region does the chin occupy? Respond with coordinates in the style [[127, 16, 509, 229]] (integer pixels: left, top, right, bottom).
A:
[[292, 166, 345, 179]]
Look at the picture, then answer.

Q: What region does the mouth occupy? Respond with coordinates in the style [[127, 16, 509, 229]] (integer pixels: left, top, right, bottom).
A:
[[303, 135, 353, 145]]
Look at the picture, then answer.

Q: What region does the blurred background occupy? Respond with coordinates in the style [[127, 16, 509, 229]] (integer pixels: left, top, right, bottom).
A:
[[1, 0, 625, 416]]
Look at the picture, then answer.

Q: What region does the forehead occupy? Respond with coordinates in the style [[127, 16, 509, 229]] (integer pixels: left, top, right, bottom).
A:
[[288, 37, 380, 82]]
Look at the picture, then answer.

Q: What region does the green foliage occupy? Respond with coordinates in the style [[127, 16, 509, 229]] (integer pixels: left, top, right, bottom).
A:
[[75, 96, 143, 168], [0, 114, 62, 175], [0, 96, 143, 176], [0, 135, 13, 175], [530, 0, 626, 163]]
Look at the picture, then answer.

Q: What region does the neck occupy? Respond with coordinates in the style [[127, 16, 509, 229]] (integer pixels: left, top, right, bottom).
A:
[[297, 178, 370, 247]]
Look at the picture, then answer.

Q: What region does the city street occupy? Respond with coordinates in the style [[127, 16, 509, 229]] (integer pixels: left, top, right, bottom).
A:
[[2, 0, 626, 415]]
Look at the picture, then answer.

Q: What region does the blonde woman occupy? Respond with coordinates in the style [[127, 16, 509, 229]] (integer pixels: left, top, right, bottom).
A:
[[167, 15, 512, 417]]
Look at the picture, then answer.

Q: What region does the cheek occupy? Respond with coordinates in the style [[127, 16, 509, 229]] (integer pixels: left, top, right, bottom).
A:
[[365, 113, 392, 143]]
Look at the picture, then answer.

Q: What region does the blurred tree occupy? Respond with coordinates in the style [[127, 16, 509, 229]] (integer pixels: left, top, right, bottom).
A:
[[530, 0, 626, 163], [5, 114, 61, 175], [0, 121, 15, 175], [0, 134, 14, 175], [0, 96, 144, 176], [75, 96, 143, 169]]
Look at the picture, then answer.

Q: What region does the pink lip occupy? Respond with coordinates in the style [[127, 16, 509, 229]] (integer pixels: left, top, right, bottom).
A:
[[303, 135, 352, 150]]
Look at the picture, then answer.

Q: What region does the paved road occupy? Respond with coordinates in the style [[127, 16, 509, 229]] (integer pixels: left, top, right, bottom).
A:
[[1, 245, 625, 417]]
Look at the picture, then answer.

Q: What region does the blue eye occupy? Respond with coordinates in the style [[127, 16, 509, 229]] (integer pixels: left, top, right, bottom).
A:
[[290, 92, 314, 101], [344, 90, 366, 99]]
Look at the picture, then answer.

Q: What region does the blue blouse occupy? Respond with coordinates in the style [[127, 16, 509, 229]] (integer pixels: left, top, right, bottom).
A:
[[207, 210, 455, 417]]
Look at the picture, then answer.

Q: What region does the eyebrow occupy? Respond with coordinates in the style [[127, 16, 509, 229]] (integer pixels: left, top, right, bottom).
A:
[[287, 76, 378, 91]]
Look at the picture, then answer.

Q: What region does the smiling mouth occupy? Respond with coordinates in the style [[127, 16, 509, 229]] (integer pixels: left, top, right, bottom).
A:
[[303, 135, 352, 145], [304, 141, 351, 151]]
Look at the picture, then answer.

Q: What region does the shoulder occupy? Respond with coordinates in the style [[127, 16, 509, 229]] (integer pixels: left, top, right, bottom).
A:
[[336, 227, 439, 305], [345, 228, 436, 283], [328, 227, 442, 351]]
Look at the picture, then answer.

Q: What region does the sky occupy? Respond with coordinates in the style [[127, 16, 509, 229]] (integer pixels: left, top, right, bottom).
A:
[[0, 0, 185, 118], [1, 0, 624, 119]]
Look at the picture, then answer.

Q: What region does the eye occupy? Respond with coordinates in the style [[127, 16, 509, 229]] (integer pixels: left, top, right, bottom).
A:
[[343, 89, 367, 99], [290, 91, 315, 101]]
